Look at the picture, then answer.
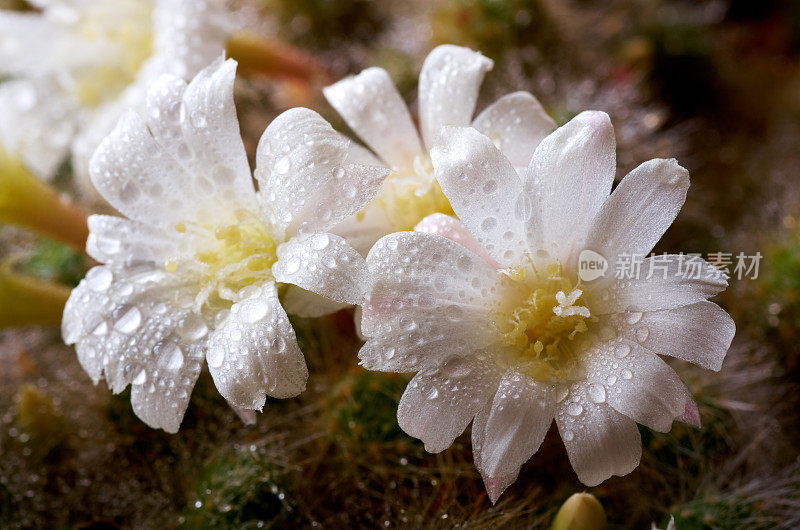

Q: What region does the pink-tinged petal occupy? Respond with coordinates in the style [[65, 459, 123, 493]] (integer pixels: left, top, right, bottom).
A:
[[414, 213, 499, 268]]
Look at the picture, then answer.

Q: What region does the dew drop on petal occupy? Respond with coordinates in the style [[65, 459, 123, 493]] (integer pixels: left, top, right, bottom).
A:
[[283, 256, 301, 275], [555, 384, 569, 403], [614, 343, 631, 358], [207, 344, 225, 368], [113, 306, 142, 334], [85, 267, 113, 292], [239, 298, 269, 324], [588, 383, 606, 404], [427, 387, 439, 400], [132, 369, 147, 385], [566, 402, 583, 416], [621, 369, 633, 380], [310, 233, 330, 250], [635, 327, 650, 342], [563, 430, 575, 441], [606, 374, 617, 386], [625, 310, 643, 324]]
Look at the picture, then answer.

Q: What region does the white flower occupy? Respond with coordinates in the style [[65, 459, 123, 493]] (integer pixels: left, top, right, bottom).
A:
[[62, 58, 389, 433], [359, 114, 735, 501], [0, 0, 233, 188], [323, 44, 557, 253]]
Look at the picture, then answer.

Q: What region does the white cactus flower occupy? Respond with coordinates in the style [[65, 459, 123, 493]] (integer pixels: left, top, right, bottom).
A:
[[324, 44, 557, 253], [62, 58, 389, 433], [359, 113, 735, 501], [0, 0, 233, 189]]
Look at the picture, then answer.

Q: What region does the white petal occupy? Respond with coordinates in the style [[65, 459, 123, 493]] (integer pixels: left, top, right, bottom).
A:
[[583, 341, 687, 432], [89, 109, 207, 226], [414, 213, 498, 268], [150, 0, 231, 80], [418, 45, 493, 150], [332, 203, 395, 256], [281, 285, 350, 318], [431, 126, 528, 267], [176, 58, 257, 209], [471, 91, 556, 167], [471, 405, 523, 504], [62, 265, 203, 432], [584, 159, 689, 262], [0, 11, 60, 76], [477, 371, 555, 479], [0, 79, 80, 180], [206, 282, 307, 410], [255, 107, 390, 237], [360, 231, 500, 372], [398, 354, 502, 453], [585, 255, 728, 314], [525, 111, 616, 264], [273, 233, 367, 306], [555, 382, 642, 486], [86, 215, 178, 266], [324, 67, 424, 170], [605, 301, 734, 371]]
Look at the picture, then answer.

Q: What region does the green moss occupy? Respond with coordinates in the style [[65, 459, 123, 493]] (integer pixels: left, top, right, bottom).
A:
[[329, 370, 408, 444], [670, 494, 764, 530], [180, 450, 294, 529], [17, 238, 84, 287]]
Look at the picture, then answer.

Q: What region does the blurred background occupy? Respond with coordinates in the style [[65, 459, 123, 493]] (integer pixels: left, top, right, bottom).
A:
[[1, 0, 800, 527]]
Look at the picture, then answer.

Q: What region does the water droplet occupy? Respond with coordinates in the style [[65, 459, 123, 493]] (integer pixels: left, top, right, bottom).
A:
[[635, 327, 650, 342], [482, 180, 497, 193], [179, 314, 208, 340], [133, 369, 147, 385], [566, 402, 583, 416], [480, 217, 497, 232], [621, 369, 633, 380], [310, 233, 330, 250], [156, 341, 184, 370], [283, 256, 301, 275], [456, 255, 472, 272], [427, 388, 439, 400], [563, 429, 575, 441], [384, 347, 396, 360], [207, 344, 225, 368], [212, 165, 235, 184], [614, 343, 631, 358], [239, 297, 269, 324], [85, 267, 113, 292], [275, 155, 291, 174], [625, 310, 643, 324], [113, 306, 142, 334], [606, 374, 617, 386], [588, 383, 606, 403], [445, 305, 463, 322], [555, 384, 569, 403]]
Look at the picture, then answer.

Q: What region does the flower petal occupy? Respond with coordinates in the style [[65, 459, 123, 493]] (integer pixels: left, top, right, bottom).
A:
[[62, 265, 204, 432], [414, 213, 498, 268], [585, 255, 728, 314], [206, 282, 307, 410], [471, 91, 556, 167], [360, 231, 500, 372], [86, 215, 178, 266], [584, 340, 687, 432], [0, 79, 81, 180], [398, 353, 502, 453], [255, 107, 389, 237], [324, 67, 424, 170], [604, 301, 734, 371], [477, 371, 555, 480], [431, 126, 529, 267], [418, 45, 493, 150], [584, 159, 689, 262], [471, 404, 523, 504], [525, 111, 616, 264], [555, 383, 642, 487], [273, 232, 367, 306]]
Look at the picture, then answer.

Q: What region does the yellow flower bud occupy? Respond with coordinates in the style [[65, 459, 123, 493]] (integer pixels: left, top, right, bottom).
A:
[[551, 493, 607, 530]]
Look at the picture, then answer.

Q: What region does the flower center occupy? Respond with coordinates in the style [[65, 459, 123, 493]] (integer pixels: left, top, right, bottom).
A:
[[164, 209, 278, 315], [492, 262, 594, 382], [70, 2, 153, 107], [370, 155, 454, 230]]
